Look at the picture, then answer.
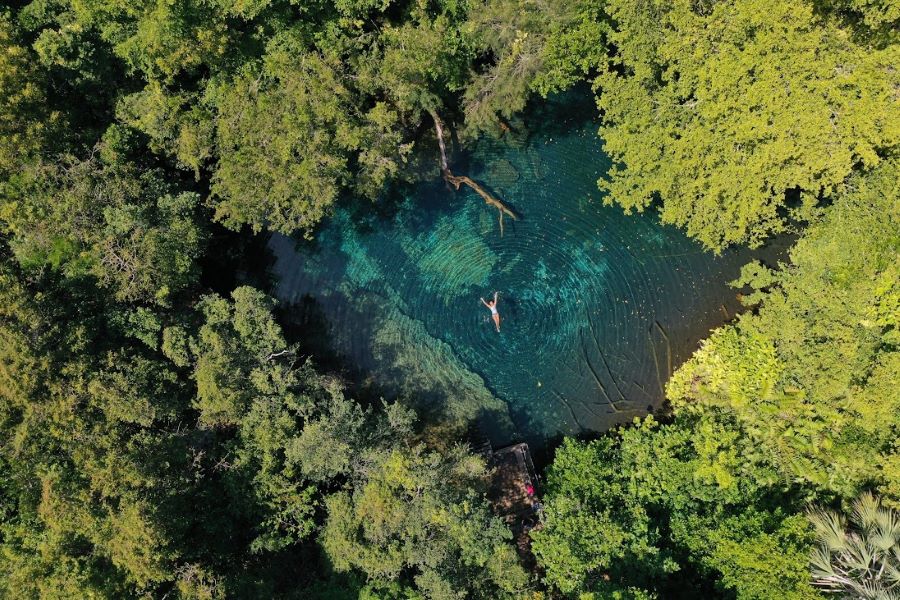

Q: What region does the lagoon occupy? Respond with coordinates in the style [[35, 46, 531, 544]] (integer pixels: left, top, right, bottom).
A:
[[269, 93, 785, 450]]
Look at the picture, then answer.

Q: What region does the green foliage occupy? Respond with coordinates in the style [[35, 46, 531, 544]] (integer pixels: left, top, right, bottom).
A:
[[0, 4, 546, 593], [463, 0, 549, 132], [0, 256, 426, 595], [530, 3, 607, 96], [99, 191, 207, 304], [2, 153, 207, 304], [66, 0, 232, 82], [116, 82, 214, 175], [673, 510, 817, 600], [597, 0, 900, 250], [0, 14, 60, 175], [211, 43, 358, 234], [191, 287, 291, 426], [370, 14, 473, 117], [31, 0, 602, 235], [0, 261, 184, 596], [529, 434, 666, 595], [821, 0, 900, 40], [187, 286, 416, 554], [464, 0, 607, 133], [669, 161, 900, 498], [322, 445, 531, 599], [532, 418, 818, 599], [13, 0, 602, 236], [1, 0, 897, 597], [209, 25, 426, 234], [537, 156, 897, 598]]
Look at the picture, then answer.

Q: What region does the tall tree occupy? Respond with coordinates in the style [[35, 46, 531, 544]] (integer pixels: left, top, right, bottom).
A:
[[596, 0, 900, 250], [0, 257, 190, 596], [210, 39, 360, 235], [669, 160, 900, 499], [3, 152, 207, 305], [531, 417, 818, 599], [464, 0, 606, 133], [0, 13, 61, 176], [322, 444, 531, 599]]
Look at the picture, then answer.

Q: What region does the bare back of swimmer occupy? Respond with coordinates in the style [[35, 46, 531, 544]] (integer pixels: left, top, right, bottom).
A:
[[480, 291, 501, 332]]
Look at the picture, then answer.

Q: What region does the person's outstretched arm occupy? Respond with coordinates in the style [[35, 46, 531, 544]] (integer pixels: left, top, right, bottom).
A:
[[481, 297, 490, 307], [493, 291, 499, 303]]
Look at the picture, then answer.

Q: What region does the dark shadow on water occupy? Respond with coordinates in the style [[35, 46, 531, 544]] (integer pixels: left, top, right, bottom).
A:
[[277, 295, 412, 419], [201, 226, 277, 295], [276, 292, 492, 445], [277, 295, 341, 367], [340, 178, 422, 236], [519, 84, 601, 143]]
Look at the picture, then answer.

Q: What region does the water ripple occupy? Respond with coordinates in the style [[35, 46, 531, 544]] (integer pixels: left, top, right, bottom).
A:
[[269, 98, 784, 449]]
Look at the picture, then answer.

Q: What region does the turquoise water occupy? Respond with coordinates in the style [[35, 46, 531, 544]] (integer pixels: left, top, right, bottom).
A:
[[270, 95, 784, 449]]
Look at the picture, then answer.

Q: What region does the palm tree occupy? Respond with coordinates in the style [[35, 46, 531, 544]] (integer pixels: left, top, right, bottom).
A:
[[808, 492, 900, 599]]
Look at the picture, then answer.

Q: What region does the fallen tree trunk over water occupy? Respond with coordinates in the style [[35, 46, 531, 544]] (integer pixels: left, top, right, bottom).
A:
[[429, 110, 518, 236]]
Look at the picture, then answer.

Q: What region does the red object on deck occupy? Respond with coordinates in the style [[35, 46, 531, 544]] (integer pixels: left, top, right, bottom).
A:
[[525, 483, 535, 496]]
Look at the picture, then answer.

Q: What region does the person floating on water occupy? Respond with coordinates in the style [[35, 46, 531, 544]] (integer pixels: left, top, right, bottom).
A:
[[481, 291, 501, 332]]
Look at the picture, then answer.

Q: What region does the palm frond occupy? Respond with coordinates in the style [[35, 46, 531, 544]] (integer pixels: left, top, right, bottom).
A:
[[810, 507, 849, 551], [884, 561, 900, 586], [872, 508, 900, 552], [854, 493, 882, 533], [808, 494, 900, 599], [811, 546, 837, 578]]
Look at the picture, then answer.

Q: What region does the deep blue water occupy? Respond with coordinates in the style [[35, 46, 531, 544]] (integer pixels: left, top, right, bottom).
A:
[[269, 96, 785, 449]]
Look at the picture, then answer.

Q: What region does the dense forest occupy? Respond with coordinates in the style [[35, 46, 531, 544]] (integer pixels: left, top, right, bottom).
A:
[[0, 0, 897, 598]]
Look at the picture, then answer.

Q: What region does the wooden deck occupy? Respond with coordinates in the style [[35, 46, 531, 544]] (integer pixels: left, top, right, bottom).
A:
[[486, 442, 541, 528]]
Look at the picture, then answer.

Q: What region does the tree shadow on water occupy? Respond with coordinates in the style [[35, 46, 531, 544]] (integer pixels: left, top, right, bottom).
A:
[[276, 293, 492, 446], [506, 83, 600, 148]]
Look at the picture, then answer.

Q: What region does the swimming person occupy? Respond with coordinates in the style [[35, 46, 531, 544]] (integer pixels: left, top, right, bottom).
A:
[[481, 292, 501, 332]]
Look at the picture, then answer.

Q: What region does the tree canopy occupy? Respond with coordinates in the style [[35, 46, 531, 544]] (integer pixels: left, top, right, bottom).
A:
[[596, 0, 900, 250], [0, 0, 897, 597]]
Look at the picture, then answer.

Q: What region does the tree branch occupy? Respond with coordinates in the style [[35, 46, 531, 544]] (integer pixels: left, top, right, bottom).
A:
[[428, 109, 518, 236]]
